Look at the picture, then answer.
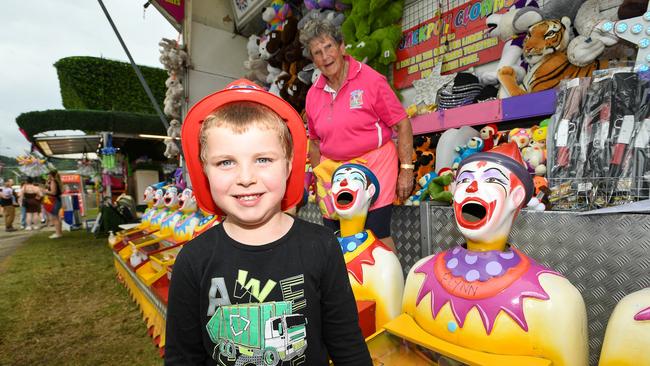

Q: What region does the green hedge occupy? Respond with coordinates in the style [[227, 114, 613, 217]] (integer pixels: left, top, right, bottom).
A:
[[16, 110, 166, 140], [54, 56, 167, 113]]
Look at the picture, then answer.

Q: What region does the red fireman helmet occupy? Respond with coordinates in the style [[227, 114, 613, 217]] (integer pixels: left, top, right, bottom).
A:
[[181, 79, 307, 216]]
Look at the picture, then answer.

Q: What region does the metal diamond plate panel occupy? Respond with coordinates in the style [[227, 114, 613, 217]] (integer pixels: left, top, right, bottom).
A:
[[391, 205, 421, 276], [297, 202, 323, 225], [422, 203, 650, 366]]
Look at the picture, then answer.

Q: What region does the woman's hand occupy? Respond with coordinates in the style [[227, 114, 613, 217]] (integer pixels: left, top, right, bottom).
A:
[[396, 168, 414, 203]]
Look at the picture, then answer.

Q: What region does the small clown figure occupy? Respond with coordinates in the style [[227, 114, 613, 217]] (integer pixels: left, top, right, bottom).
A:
[[599, 288, 650, 365], [331, 163, 404, 331], [172, 188, 202, 243], [400, 142, 588, 365]]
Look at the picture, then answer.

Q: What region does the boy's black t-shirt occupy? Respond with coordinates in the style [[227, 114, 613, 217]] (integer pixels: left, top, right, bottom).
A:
[[165, 217, 372, 366]]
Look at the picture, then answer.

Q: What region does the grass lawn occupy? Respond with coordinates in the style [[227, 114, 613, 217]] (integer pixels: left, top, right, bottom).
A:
[[0, 230, 162, 366]]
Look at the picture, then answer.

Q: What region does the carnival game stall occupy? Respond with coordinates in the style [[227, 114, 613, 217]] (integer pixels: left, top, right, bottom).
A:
[[108, 0, 650, 364]]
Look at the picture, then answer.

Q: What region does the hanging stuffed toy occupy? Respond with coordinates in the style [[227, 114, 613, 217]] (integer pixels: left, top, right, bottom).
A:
[[164, 119, 182, 159]]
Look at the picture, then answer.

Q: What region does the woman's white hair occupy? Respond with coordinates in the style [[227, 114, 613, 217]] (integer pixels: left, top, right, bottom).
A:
[[299, 19, 344, 58]]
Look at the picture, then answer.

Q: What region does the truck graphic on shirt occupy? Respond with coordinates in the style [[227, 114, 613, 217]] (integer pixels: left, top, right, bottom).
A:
[[206, 301, 307, 365]]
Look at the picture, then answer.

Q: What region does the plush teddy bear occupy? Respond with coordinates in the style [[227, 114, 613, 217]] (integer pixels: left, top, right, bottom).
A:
[[164, 76, 183, 119], [508, 127, 532, 149], [164, 119, 181, 159], [262, 0, 293, 32], [259, 31, 285, 85], [298, 8, 346, 31], [424, 170, 454, 204], [286, 76, 311, 113], [530, 121, 548, 149], [412, 135, 434, 181], [269, 71, 290, 97], [522, 145, 547, 176], [404, 171, 435, 206], [243, 35, 269, 85], [158, 38, 189, 76], [452, 137, 484, 170], [283, 60, 312, 111], [480, 124, 498, 151], [435, 126, 480, 174], [566, 0, 638, 67]]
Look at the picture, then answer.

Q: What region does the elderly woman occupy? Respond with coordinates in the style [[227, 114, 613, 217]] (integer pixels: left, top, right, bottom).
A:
[[300, 19, 414, 251]]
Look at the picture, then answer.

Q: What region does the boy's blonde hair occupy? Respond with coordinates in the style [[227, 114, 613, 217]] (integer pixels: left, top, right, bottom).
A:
[[199, 102, 294, 166]]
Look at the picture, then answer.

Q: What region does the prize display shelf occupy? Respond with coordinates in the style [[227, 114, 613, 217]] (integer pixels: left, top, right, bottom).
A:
[[114, 253, 167, 356], [410, 90, 557, 135]]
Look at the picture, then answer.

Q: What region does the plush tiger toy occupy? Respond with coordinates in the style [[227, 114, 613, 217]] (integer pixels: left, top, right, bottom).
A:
[[498, 17, 607, 96]]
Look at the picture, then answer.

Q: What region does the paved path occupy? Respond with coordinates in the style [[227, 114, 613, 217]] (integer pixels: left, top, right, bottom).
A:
[[0, 214, 54, 266]]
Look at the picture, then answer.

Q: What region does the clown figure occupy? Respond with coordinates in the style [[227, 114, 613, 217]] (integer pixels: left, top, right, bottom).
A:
[[400, 142, 588, 366], [331, 163, 404, 331]]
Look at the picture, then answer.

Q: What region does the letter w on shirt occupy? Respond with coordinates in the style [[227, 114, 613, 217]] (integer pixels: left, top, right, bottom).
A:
[[234, 270, 277, 303]]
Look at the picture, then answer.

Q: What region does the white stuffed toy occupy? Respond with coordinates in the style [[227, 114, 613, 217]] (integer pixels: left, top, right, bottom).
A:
[[567, 0, 633, 66], [258, 34, 284, 86], [158, 38, 188, 76], [480, 0, 543, 96], [164, 119, 181, 159], [480, 0, 587, 97], [243, 35, 269, 85], [163, 76, 183, 119]]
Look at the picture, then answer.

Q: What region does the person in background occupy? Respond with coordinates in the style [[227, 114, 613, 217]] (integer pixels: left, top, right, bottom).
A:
[[19, 178, 27, 230], [43, 170, 63, 239], [0, 178, 4, 218], [22, 177, 42, 231], [1, 179, 16, 232], [300, 19, 414, 252]]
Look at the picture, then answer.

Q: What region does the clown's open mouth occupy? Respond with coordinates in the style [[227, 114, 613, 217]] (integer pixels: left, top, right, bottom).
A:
[[454, 197, 491, 230], [462, 202, 487, 222], [334, 189, 357, 210], [164, 197, 172, 205]]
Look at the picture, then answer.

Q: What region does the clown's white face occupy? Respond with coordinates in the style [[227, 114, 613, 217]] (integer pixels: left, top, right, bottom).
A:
[[143, 187, 155, 203], [163, 187, 179, 208], [153, 189, 165, 208], [331, 166, 376, 219], [451, 160, 526, 250], [178, 188, 197, 213]]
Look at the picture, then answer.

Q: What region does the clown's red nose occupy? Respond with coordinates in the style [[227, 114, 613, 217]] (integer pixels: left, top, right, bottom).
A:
[[466, 181, 479, 193], [340, 179, 348, 187]]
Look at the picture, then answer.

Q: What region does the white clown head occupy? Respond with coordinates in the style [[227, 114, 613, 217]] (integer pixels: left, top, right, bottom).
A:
[[331, 163, 380, 221], [143, 186, 156, 204], [178, 188, 197, 213], [452, 142, 534, 251], [152, 188, 165, 208], [163, 186, 179, 208]]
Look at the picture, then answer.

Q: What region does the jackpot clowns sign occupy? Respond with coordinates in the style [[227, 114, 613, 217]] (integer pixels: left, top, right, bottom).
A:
[[394, 0, 515, 89]]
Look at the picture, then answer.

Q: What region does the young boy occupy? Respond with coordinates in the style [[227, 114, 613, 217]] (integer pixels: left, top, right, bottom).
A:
[[165, 80, 372, 366]]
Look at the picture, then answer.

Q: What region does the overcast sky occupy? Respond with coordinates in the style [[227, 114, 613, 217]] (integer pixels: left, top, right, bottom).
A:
[[0, 0, 177, 157]]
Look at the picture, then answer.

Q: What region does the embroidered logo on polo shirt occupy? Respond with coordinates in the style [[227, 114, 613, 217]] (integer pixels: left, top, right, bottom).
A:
[[350, 89, 364, 109]]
